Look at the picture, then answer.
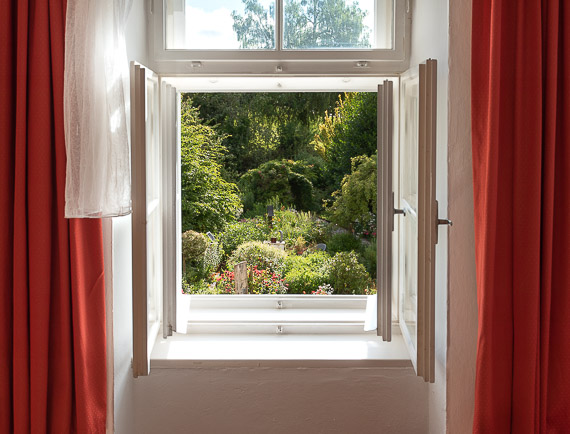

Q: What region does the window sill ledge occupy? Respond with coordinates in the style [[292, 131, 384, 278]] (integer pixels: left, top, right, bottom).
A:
[[150, 331, 411, 369]]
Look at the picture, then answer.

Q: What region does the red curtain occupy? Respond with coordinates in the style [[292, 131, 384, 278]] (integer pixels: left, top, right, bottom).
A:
[[472, 1, 570, 432], [0, 1, 107, 433]]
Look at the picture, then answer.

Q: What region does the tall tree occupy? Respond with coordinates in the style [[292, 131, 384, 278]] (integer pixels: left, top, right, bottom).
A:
[[180, 99, 242, 232], [232, 0, 370, 49]]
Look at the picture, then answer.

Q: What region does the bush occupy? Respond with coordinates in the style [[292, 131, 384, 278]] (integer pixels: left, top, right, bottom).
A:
[[182, 277, 218, 294], [227, 241, 286, 273], [211, 266, 288, 295], [249, 266, 288, 294], [182, 230, 221, 280], [217, 218, 269, 259], [182, 230, 209, 262], [272, 210, 324, 246], [239, 159, 316, 214], [324, 251, 371, 294], [283, 251, 330, 294], [360, 240, 377, 279], [325, 232, 362, 255], [326, 153, 377, 230]]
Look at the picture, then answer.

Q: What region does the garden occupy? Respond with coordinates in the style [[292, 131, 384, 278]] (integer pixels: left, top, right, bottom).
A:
[[181, 91, 379, 296]]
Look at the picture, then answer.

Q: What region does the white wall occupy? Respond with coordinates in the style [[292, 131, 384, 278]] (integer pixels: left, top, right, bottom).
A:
[[408, 0, 449, 432], [447, 1, 477, 432], [110, 1, 149, 433], [108, 1, 482, 432], [132, 367, 428, 434]]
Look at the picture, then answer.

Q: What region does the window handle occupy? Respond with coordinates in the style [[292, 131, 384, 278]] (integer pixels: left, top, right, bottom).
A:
[[394, 208, 406, 216], [437, 218, 452, 226]]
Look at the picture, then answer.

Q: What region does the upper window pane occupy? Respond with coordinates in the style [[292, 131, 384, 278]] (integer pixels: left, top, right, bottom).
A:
[[165, 0, 276, 49], [165, 0, 393, 51], [283, 0, 393, 50]]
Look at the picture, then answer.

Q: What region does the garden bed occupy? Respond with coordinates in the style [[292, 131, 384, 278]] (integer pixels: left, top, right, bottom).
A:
[[182, 209, 376, 296]]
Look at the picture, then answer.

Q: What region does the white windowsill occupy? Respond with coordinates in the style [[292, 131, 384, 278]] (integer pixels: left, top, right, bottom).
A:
[[150, 330, 411, 369]]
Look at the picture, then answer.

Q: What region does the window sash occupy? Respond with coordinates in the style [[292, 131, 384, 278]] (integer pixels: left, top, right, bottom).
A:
[[398, 59, 437, 383], [131, 62, 163, 377], [150, 0, 410, 75]]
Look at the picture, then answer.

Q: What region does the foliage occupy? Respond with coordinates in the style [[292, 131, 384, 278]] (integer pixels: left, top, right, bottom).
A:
[[324, 251, 371, 294], [272, 210, 326, 246], [217, 217, 269, 259], [239, 160, 316, 214], [227, 241, 286, 273], [248, 266, 288, 294], [313, 92, 378, 191], [282, 251, 330, 294], [327, 153, 377, 229], [232, 0, 370, 49], [313, 284, 334, 295], [182, 277, 218, 295], [182, 230, 209, 262], [181, 230, 222, 280], [325, 231, 362, 256], [180, 99, 241, 233], [360, 240, 377, 279], [211, 266, 288, 294], [186, 93, 338, 178]]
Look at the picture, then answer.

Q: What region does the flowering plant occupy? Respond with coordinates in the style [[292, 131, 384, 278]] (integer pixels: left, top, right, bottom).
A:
[[248, 265, 288, 294], [312, 284, 334, 295]]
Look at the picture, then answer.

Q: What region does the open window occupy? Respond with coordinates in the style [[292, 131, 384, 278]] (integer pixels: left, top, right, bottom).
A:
[[131, 60, 443, 383]]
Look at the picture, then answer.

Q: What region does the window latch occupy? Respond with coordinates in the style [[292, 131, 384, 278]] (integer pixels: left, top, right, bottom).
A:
[[435, 200, 452, 244]]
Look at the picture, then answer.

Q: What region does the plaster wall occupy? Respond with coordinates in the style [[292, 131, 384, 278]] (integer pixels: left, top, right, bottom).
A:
[[132, 367, 428, 434], [447, 1, 478, 432], [107, 1, 479, 432], [408, 0, 450, 432], [110, 1, 149, 433]]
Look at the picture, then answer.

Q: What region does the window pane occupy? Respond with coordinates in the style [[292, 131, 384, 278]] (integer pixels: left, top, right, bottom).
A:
[[165, 0, 276, 49], [283, 0, 393, 50]]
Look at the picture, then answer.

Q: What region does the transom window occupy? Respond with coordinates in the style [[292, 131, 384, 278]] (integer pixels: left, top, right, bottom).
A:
[[165, 0, 393, 50]]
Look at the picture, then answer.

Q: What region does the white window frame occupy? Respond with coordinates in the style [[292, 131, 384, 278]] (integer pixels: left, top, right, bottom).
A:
[[131, 62, 444, 384], [149, 0, 411, 75]]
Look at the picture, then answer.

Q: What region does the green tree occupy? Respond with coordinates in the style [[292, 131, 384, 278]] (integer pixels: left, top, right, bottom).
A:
[[180, 99, 242, 232], [327, 153, 377, 229], [232, 0, 370, 49], [313, 92, 377, 192], [186, 92, 338, 178]]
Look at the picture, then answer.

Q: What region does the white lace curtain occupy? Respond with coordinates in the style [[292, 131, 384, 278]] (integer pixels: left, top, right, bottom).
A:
[[64, 0, 133, 218]]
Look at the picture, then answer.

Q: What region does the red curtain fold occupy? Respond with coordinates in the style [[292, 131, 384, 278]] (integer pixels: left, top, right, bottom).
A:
[[472, 0, 570, 432], [0, 1, 107, 433]]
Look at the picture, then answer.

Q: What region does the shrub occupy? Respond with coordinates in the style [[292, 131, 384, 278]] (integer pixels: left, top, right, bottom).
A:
[[283, 251, 330, 294], [182, 230, 209, 262], [239, 159, 316, 214], [324, 251, 371, 294], [325, 232, 362, 255], [272, 210, 324, 246], [182, 277, 218, 295], [182, 230, 221, 280], [211, 266, 288, 295], [217, 218, 269, 259], [326, 153, 377, 230], [360, 240, 377, 279], [249, 266, 287, 294], [227, 241, 286, 273]]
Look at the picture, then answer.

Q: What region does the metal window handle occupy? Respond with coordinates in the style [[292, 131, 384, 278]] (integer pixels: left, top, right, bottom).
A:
[[394, 208, 406, 216], [437, 218, 452, 226]]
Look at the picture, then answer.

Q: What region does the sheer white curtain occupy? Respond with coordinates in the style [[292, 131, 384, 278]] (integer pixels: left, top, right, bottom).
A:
[[64, 0, 133, 218]]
